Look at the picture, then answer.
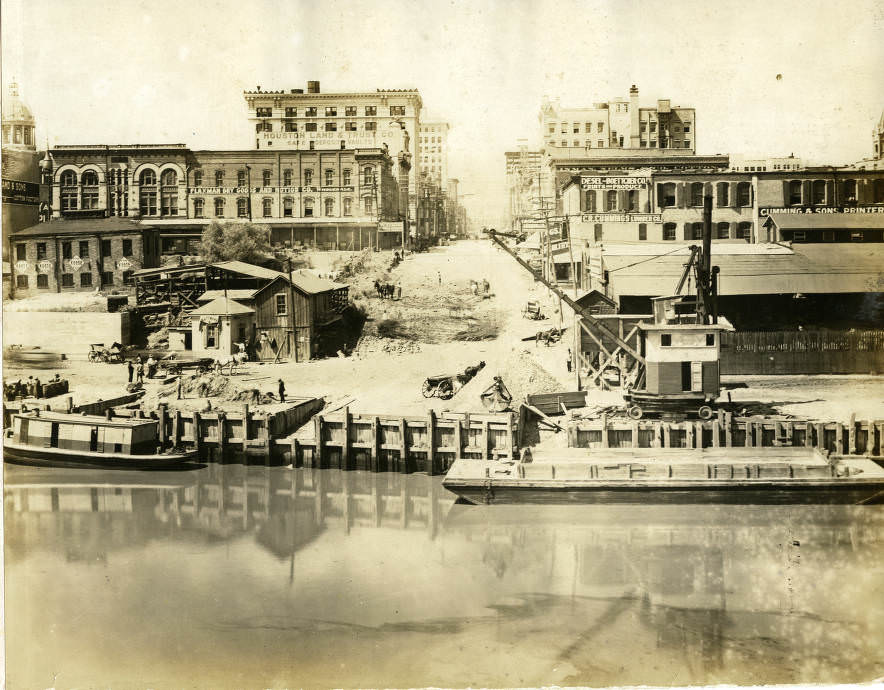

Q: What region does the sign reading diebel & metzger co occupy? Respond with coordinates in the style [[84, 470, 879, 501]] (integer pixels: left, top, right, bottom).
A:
[[581, 176, 649, 190]]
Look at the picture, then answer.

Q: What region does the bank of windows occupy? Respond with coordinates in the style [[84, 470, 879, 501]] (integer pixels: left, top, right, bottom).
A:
[[283, 197, 294, 217], [305, 122, 318, 132], [364, 121, 377, 132], [304, 197, 315, 217], [263, 198, 272, 217], [237, 198, 249, 218], [343, 197, 353, 216], [390, 106, 406, 116], [193, 169, 203, 187], [214, 198, 225, 218], [324, 198, 335, 216], [256, 107, 272, 117], [325, 122, 337, 132], [304, 169, 313, 186], [193, 198, 205, 218], [262, 169, 271, 187], [325, 169, 334, 186], [283, 169, 293, 186], [365, 106, 377, 116], [305, 107, 318, 117], [342, 168, 351, 186]]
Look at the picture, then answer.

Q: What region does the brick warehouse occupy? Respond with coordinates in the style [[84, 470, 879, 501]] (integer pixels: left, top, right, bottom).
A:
[[10, 218, 161, 297]]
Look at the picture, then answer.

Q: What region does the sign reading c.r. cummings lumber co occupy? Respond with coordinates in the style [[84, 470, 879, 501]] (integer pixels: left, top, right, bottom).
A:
[[580, 176, 649, 190], [2, 179, 40, 205], [580, 213, 662, 223]]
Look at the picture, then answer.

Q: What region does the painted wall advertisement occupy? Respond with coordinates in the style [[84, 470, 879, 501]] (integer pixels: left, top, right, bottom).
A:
[[581, 176, 649, 190]]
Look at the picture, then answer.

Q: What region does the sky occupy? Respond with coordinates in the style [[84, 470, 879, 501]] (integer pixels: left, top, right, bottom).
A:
[[3, 0, 883, 226]]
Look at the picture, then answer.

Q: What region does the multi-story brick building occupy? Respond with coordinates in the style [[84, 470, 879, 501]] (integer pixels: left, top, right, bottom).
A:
[[10, 217, 161, 297]]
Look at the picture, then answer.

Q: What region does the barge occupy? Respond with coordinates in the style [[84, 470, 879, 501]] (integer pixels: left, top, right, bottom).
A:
[[442, 447, 884, 505], [3, 410, 198, 470]]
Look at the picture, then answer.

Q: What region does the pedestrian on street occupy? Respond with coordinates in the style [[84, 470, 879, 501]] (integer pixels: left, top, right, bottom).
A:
[[127, 360, 134, 383], [567, 348, 573, 373], [278, 379, 286, 404]]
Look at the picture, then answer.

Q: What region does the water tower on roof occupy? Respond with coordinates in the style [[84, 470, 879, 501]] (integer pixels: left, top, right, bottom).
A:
[[2, 81, 36, 152]]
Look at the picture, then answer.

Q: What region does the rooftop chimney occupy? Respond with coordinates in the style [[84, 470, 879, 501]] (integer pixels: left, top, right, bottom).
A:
[[307, 80, 320, 94], [629, 85, 640, 148]]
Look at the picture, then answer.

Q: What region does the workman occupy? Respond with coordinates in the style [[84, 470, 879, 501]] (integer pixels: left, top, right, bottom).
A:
[[567, 348, 573, 373], [278, 379, 286, 404], [136, 361, 144, 384], [146, 355, 157, 379], [127, 360, 134, 383]]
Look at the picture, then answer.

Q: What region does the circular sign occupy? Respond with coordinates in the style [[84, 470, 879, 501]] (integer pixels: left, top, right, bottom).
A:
[[69, 256, 84, 271], [14, 261, 29, 273], [37, 260, 52, 273], [118, 257, 132, 270]]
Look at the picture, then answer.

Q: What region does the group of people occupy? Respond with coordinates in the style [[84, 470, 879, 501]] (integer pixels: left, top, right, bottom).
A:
[[3, 374, 63, 401], [374, 280, 402, 300], [126, 355, 159, 385]]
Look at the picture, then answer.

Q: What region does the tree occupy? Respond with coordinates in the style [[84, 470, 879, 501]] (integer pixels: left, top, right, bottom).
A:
[[199, 221, 271, 264]]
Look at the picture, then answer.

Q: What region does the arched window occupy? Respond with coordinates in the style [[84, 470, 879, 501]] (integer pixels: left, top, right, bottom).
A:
[[606, 189, 618, 211], [363, 196, 374, 214], [214, 198, 225, 218], [658, 182, 676, 207], [237, 198, 248, 218], [304, 197, 314, 217], [81, 170, 99, 186], [160, 170, 177, 187], [80, 170, 99, 209], [812, 180, 826, 205], [789, 180, 802, 205], [716, 222, 730, 239], [262, 198, 272, 217], [736, 182, 751, 207], [324, 198, 335, 216], [262, 170, 271, 187], [303, 169, 313, 186], [343, 197, 353, 216], [584, 190, 596, 212], [60, 170, 77, 186], [363, 167, 375, 186], [342, 169, 351, 186], [843, 179, 857, 205], [283, 169, 293, 186], [736, 222, 752, 240], [139, 169, 158, 216], [60, 170, 78, 211], [161, 170, 178, 216], [193, 198, 205, 218], [215, 170, 224, 187], [283, 197, 293, 217], [690, 182, 704, 207], [325, 169, 334, 186], [193, 169, 203, 187], [874, 179, 884, 204]]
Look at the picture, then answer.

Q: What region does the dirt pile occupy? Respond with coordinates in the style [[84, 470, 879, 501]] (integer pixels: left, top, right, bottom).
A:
[[492, 348, 564, 404], [354, 335, 422, 356]]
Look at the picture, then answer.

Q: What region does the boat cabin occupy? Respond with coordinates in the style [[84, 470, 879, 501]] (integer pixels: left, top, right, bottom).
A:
[[10, 411, 160, 455], [639, 295, 734, 398]]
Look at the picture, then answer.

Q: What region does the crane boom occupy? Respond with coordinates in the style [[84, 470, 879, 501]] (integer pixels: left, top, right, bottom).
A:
[[488, 231, 645, 365]]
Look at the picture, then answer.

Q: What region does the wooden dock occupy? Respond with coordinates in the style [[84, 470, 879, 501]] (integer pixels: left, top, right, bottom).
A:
[[568, 411, 884, 457]]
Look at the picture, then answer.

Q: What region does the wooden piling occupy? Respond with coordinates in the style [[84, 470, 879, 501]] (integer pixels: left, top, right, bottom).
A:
[[482, 420, 490, 460], [291, 437, 299, 467], [242, 404, 251, 442], [662, 423, 671, 448], [66, 396, 73, 413], [712, 419, 720, 447], [685, 421, 694, 449], [158, 405, 168, 446], [505, 413, 514, 459], [835, 422, 844, 455], [631, 421, 639, 448], [314, 414, 324, 467], [426, 409, 437, 475], [454, 417, 463, 460], [600, 413, 608, 448], [399, 418, 407, 469], [191, 411, 201, 451], [172, 409, 181, 447], [371, 416, 380, 472], [341, 406, 350, 470], [815, 422, 824, 453], [848, 413, 856, 455], [744, 419, 752, 447], [217, 412, 227, 449], [724, 411, 732, 447]]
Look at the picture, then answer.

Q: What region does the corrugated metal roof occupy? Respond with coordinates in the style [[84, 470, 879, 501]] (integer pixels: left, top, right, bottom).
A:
[[189, 297, 255, 316], [211, 260, 288, 281], [291, 269, 347, 294], [765, 213, 884, 230]]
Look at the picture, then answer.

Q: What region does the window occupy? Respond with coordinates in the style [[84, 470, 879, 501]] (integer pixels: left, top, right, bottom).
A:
[[193, 169, 203, 187], [716, 222, 730, 239], [789, 180, 802, 205], [626, 190, 638, 211], [79, 272, 91, 287], [100, 239, 111, 255], [606, 190, 618, 211], [717, 182, 729, 207], [663, 223, 677, 241], [684, 140, 691, 148], [37, 274, 49, 289], [284, 120, 297, 132], [573, 123, 579, 134], [193, 198, 205, 218], [561, 140, 567, 147], [256, 107, 272, 117], [661, 334, 672, 346], [62, 242, 72, 259], [36, 242, 47, 260], [122, 239, 133, 256], [273, 293, 288, 316], [390, 106, 406, 116], [16, 275, 28, 288], [874, 179, 884, 203], [15, 243, 26, 261], [237, 198, 248, 218], [81, 170, 98, 186], [736, 181, 751, 207], [325, 169, 334, 186], [344, 106, 357, 116], [283, 197, 293, 217], [594, 224, 603, 242], [736, 222, 752, 240], [342, 169, 351, 186], [365, 106, 376, 116], [61, 187, 78, 211], [283, 169, 293, 186], [690, 182, 704, 207], [343, 197, 352, 216], [60, 170, 77, 186], [61, 273, 74, 287], [364, 121, 376, 132], [706, 333, 715, 346], [237, 170, 247, 187], [843, 179, 857, 205], [285, 107, 297, 117], [305, 107, 317, 117], [791, 231, 807, 242], [123, 270, 134, 285], [305, 122, 317, 132], [214, 198, 225, 217], [101, 271, 114, 286], [160, 169, 178, 215], [597, 122, 604, 133], [304, 197, 314, 217], [263, 198, 272, 217], [584, 190, 596, 212], [812, 180, 826, 205], [261, 169, 270, 187], [79, 241, 90, 258], [325, 107, 337, 116], [206, 323, 218, 349], [687, 223, 704, 240], [659, 183, 676, 207], [215, 170, 224, 186], [363, 196, 373, 214], [304, 169, 313, 185], [650, 121, 657, 132], [684, 123, 691, 133], [638, 223, 647, 241], [345, 121, 357, 131], [324, 198, 334, 216], [548, 124, 555, 134], [363, 167, 375, 185], [325, 122, 337, 132]]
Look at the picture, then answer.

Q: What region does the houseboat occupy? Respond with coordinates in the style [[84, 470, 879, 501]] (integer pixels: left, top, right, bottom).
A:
[[3, 409, 198, 470], [442, 447, 884, 505]]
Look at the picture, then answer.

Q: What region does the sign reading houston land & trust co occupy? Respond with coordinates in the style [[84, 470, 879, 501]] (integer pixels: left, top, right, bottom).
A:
[[581, 176, 650, 190], [581, 213, 662, 223]]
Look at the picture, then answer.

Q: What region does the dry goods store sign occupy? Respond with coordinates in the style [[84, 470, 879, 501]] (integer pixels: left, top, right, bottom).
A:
[[581, 176, 649, 190]]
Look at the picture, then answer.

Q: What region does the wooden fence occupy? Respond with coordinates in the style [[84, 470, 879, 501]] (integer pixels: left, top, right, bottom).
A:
[[720, 330, 884, 375], [280, 408, 518, 475], [569, 411, 884, 457]]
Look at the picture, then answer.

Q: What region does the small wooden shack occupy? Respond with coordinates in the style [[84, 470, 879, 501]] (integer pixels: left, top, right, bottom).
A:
[[189, 297, 255, 358]]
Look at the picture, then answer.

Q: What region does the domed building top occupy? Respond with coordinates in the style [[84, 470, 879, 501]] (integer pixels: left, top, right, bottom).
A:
[[2, 81, 36, 150]]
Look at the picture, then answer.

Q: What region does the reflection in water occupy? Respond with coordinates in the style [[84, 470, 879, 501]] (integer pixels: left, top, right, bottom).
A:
[[5, 462, 884, 688]]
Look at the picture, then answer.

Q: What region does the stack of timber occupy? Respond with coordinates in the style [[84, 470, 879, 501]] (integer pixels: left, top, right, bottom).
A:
[[568, 411, 884, 457]]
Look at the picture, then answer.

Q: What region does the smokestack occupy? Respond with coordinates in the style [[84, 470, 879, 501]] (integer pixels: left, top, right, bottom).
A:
[[307, 80, 320, 94]]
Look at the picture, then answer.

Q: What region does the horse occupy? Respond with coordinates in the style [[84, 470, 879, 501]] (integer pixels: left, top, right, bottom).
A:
[[213, 351, 248, 376]]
